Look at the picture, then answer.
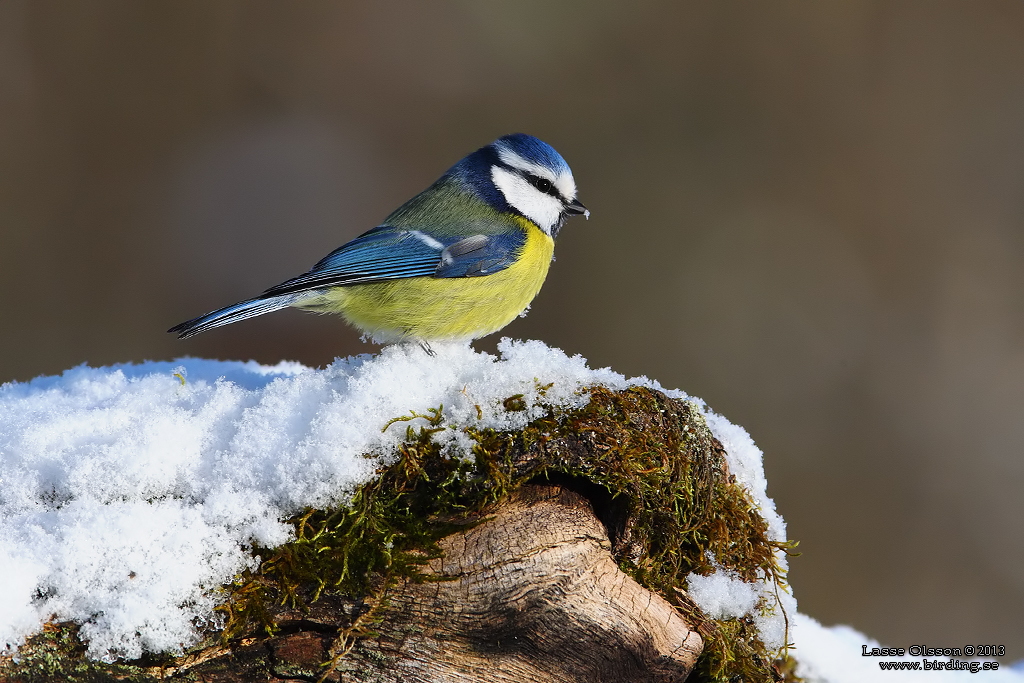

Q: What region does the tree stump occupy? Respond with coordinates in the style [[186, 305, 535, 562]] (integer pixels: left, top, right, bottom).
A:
[[326, 485, 702, 682], [2, 386, 789, 683]]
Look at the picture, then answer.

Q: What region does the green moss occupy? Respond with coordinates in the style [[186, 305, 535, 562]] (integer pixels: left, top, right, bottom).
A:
[[219, 385, 798, 682]]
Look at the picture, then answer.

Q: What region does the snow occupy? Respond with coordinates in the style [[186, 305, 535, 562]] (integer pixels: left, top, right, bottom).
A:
[[1, 339, 1019, 680], [793, 614, 1023, 681], [686, 565, 762, 620], [685, 562, 796, 653], [685, 402, 797, 651], [1, 340, 637, 660]]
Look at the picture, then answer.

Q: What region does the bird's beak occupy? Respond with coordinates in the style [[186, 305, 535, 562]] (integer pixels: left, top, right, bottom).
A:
[[565, 198, 590, 219]]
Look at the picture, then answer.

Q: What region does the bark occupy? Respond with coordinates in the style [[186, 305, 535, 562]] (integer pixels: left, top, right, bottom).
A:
[[329, 485, 702, 682]]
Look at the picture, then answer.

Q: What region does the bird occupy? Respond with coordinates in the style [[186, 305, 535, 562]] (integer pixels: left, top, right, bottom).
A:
[[168, 133, 588, 350]]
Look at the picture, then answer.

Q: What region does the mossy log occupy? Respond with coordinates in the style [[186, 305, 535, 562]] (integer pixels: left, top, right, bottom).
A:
[[1, 387, 791, 683]]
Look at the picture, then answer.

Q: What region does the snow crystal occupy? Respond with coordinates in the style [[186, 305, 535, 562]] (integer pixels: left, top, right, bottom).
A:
[[686, 566, 761, 620]]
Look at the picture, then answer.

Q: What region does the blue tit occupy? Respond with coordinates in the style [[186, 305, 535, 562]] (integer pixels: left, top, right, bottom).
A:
[[169, 133, 588, 346]]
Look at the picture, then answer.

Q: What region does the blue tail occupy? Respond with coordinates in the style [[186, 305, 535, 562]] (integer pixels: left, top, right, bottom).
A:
[[168, 293, 303, 339]]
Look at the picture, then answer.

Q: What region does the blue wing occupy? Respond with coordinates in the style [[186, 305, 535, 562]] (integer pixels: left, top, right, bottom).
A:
[[432, 232, 525, 278], [169, 226, 526, 339], [262, 226, 525, 296]]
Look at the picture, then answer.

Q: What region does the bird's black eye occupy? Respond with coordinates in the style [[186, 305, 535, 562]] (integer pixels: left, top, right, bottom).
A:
[[526, 174, 556, 195]]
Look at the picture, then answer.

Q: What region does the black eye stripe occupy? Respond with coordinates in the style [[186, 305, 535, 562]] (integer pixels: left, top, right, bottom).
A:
[[525, 173, 559, 198]]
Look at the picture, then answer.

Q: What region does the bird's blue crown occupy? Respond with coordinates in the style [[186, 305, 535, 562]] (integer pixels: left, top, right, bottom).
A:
[[446, 133, 572, 214], [492, 133, 572, 175]]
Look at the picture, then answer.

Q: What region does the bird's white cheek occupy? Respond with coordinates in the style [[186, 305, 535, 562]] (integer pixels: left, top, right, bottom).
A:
[[491, 166, 562, 234]]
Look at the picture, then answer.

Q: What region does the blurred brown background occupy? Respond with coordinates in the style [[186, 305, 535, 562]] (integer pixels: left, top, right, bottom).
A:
[[2, 0, 1023, 656]]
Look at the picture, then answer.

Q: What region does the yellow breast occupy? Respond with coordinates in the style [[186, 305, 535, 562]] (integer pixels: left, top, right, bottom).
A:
[[302, 220, 554, 342]]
